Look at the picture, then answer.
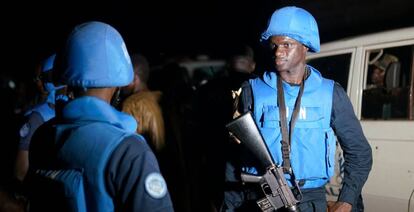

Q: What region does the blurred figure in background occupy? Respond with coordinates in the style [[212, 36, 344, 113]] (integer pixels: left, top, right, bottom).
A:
[[120, 53, 166, 153], [14, 54, 67, 183], [362, 53, 400, 119], [121, 54, 197, 212], [227, 45, 256, 78], [192, 44, 256, 211]]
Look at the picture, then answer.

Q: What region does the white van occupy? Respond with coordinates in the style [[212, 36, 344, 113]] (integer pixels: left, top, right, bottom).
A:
[[307, 27, 414, 211]]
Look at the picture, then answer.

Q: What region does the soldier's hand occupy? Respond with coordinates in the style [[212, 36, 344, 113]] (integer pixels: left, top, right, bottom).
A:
[[327, 201, 352, 212]]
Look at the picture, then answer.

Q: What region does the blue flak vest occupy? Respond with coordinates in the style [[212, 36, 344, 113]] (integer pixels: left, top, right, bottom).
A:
[[54, 123, 137, 212], [249, 66, 336, 189], [30, 168, 87, 212], [30, 96, 139, 212]]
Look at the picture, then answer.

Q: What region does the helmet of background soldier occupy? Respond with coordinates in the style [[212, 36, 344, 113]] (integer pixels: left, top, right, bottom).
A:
[[40, 54, 68, 104], [42, 54, 56, 73], [41, 54, 57, 93], [373, 54, 399, 71], [261, 6, 320, 53], [61, 21, 133, 88]]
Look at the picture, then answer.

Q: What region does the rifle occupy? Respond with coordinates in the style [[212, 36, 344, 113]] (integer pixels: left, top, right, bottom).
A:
[[226, 112, 301, 212]]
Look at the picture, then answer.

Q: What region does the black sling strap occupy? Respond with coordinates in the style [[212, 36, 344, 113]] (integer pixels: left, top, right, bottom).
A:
[[277, 72, 305, 174]]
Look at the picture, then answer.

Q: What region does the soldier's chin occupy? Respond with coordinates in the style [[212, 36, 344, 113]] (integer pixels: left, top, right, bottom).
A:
[[275, 64, 288, 72]]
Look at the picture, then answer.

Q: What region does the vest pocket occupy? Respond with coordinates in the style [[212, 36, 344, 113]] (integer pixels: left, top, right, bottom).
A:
[[259, 108, 283, 166], [261, 106, 280, 128], [258, 107, 336, 184], [289, 127, 336, 184], [291, 128, 328, 181]]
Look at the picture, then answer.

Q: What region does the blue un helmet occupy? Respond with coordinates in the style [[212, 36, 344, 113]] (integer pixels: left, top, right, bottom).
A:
[[42, 54, 56, 73], [62, 21, 133, 88], [40, 54, 68, 104], [42, 54, 57, 93], [261, 6, 320, 53]]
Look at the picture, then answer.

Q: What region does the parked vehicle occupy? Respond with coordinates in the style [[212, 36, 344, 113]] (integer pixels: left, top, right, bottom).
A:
[[307, 27, 414, 212]]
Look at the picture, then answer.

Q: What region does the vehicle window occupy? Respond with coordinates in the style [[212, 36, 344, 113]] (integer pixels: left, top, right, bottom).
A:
[[192, 66, 225, 87], [361, 45, 414, 120], [179, 60, 226, 87], [307, 53, 351, 90]]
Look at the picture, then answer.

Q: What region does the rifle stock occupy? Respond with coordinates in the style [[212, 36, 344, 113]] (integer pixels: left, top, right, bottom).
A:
[[226, 112, 300, 211]]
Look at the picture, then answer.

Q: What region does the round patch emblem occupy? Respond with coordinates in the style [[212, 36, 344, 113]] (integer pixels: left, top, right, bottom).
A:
[[19, 123, 31, 138], [145, 172, 167, 199]]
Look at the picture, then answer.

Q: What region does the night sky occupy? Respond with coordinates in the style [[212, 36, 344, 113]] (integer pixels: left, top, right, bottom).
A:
[[2, 0, 414, 82], [5, 0, 268, 74]]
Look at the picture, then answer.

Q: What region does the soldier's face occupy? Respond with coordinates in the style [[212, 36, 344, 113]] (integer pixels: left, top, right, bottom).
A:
[[269, 36, 308, 72], [371, 67, 385, 86]]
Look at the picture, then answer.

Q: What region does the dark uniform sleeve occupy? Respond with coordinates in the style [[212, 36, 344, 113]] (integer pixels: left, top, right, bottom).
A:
[[239, 80, 253, 113], [19, 112, 45, 150], [331, 82, 373, 206], [105, 135, 174, 212]]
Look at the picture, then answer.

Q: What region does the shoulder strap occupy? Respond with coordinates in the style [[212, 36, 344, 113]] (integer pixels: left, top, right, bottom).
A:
[[240, 80, 253, 113], [277, 74, 305, 174]]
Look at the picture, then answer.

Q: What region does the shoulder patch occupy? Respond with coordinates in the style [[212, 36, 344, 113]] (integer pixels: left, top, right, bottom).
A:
[[19, 123, 31, 138], [145, 172, 167, 199]]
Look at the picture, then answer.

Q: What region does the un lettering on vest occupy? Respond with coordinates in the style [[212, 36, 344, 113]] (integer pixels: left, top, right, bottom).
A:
[[285, 107, 307, 120]]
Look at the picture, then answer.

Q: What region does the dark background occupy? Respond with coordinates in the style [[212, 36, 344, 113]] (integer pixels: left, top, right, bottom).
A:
[[0, 1, 413, 208], [2, 0, 414, 81]]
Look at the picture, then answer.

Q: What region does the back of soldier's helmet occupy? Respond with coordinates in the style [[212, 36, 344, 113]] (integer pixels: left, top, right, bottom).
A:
[[61, 21, 133, 88]]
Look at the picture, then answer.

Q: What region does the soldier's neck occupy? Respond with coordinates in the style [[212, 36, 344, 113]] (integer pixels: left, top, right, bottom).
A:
[[279, 67, 307, 85]]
